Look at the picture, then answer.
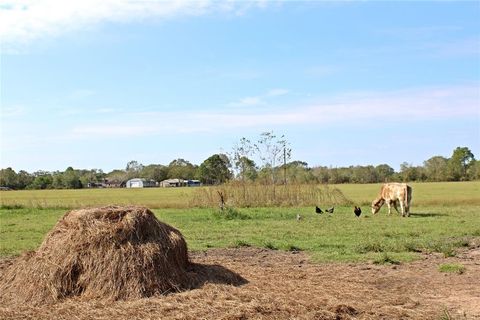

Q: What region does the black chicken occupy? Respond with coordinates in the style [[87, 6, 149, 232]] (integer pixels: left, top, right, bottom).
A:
[[354, 206, 362, 217], [315, 206, 323, 214]]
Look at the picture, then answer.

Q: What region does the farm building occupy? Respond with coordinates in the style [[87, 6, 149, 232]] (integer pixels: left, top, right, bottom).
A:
[[159, 179, 201, 187], [126, 178, 157, 188], [186, 179, 201, 187], [160, 179, 184, 187], [104, 179, 125, 188]]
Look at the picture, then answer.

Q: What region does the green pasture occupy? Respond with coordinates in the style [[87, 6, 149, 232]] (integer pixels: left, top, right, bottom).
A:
[[0, 187, 197, 209], [334, 181, 480, 206], [0, 182, 479, 262], [1, 181, 479, 209]]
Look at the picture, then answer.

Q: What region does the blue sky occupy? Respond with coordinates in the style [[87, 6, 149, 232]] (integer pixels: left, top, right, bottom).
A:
[[1, 0, 479, 173]]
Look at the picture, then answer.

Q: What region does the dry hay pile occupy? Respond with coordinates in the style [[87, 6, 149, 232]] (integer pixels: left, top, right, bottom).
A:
[[0, 206, 190, 305]]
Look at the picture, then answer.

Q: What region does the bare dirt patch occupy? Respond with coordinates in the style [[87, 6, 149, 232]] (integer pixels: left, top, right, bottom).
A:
[[1, 247, 479, 320]]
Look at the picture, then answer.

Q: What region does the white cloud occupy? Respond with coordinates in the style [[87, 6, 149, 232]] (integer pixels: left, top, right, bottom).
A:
[[0, 0, 269, 51], [69, 89, 95, 99], [1, 105, 26, 117], [67, 84, 479, 139], [228, 96, 265, 107], [266, 88, 289, 97], [71, 124, 159, 137], [305, 65, 338, 77], [228, 88, 289, 107]]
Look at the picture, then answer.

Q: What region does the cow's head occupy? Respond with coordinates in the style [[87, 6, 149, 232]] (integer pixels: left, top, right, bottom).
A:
[[371, 198, 385, 214]]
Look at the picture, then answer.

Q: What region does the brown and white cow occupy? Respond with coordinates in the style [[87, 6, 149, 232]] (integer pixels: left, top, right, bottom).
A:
[[371, 183, 412, 217]]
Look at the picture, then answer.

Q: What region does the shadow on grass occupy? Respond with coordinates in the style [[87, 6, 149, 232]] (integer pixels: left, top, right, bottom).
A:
[[187, 263, 248, 289], [408, 212, 448, 218]]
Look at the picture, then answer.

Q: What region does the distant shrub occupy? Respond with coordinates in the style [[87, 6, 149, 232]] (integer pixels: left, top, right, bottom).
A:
[[0, 204, 25, 209], [212, 207, 250, 220]]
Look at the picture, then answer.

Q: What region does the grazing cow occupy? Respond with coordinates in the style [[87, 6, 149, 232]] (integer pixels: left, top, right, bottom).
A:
[[371, 183, 412, 217]]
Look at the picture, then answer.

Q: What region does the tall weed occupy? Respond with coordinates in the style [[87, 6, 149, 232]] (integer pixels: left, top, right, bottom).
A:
[[190, 182, 353, 208]]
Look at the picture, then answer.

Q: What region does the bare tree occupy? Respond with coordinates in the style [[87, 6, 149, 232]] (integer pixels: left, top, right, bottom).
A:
[[254, 131, 291, 198], [230, 137, 255, 201]]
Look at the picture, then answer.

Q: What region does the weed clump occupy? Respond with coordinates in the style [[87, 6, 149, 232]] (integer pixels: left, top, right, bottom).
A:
[[355, 240, 386, 253], [263, 241, 278, 250], [438, 263, 466, 274], [234, 240, 251, 248], [287, 245, 302, 252], [373, 253, 401, 265], [213, 207, 250, 220]]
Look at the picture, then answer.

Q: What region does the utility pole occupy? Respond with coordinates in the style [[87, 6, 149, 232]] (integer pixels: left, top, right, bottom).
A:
[[283, 146, 287, 185]]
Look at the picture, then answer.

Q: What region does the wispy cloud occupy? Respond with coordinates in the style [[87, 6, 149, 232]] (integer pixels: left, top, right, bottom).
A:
[[377, 25, 463, 39], [305, 65, 338, 77], [266, 88, 289, 97], [67, 84, 479, 139], [228, 88, 289, 107], [71, 125, 159, 137], [69, 89, 95, 100], [1, 105, 26, 117], [0, 0, 270, 51]]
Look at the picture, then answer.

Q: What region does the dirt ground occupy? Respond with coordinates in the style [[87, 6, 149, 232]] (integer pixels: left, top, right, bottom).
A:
[[1, 246, 479, 320]]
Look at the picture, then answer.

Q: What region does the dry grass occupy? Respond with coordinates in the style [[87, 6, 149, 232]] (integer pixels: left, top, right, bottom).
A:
[[1, 247, 479, 319], [190, 182, 353, 208], [0, 206, 190, 305]]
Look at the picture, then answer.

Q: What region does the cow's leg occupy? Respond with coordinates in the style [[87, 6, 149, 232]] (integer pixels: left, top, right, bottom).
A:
[[386, 201, 392, 215], [393, 200, 400, 214], [399, 200, 406, 217]]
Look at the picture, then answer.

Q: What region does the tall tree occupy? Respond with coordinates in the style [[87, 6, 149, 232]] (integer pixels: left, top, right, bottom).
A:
[[467, 160, 480, 180], [375, 164, 395, 182], [231, 137, 254, 182], [424, 156, 449, 181], [283, 161, 314, 183], [400, 162, 420, 182], [167, 159, 197, 179], [28, 171, 53, 189], [125, 160, 144, 179], [106, 169, 128, 184], [16, 170, 34, 189], [448, 147, 475, 181], [254, 131, 291, 185], [0, 167, 17, 189], [141, 164, 168, 182], [198, 154, 232, 185], [62, 167, 82, 189]]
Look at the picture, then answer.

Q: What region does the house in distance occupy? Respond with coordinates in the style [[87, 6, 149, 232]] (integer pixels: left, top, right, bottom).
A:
[[159, 179, 201, 187], [125, 178, 157, 188]]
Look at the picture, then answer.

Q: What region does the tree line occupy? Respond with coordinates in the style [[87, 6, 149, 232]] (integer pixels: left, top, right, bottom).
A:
[[0, 134, 478, 190]]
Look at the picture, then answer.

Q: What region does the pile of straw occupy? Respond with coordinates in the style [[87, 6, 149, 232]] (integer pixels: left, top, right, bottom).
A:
[[0, 206, 190, 305]]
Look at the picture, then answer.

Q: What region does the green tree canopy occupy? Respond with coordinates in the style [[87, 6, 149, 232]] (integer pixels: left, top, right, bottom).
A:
[[140, 164, 168, 182], [448, 147, 475, 181], [167, 159, 197, 179], [0, 167, 17, 189], [424, 156, 449, 181], [198, 154, 232, 185]]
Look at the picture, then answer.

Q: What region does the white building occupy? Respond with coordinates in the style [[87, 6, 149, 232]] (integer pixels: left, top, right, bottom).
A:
[[126, 178, 157, 188]]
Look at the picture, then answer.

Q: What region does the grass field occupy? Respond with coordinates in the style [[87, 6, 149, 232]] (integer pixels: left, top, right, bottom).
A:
[[1, 181, 479, 262], [1, 181, 478, 209]]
